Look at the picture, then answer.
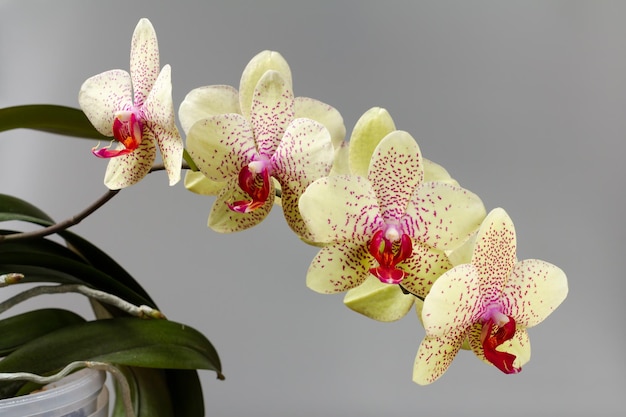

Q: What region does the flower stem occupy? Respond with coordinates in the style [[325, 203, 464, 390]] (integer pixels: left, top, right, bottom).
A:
[[0, 161, 191, 243]]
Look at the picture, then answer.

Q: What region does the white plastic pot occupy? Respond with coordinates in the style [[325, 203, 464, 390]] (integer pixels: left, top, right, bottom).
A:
[[0, 368, 107, 417]]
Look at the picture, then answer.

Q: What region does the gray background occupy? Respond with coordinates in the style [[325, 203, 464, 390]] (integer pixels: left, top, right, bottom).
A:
[[0, 1, 624, 416]]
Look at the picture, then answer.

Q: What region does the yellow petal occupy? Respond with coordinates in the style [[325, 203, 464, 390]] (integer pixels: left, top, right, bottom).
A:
[[239, 50, 292, 120], [504, 259, 568, 328], [184, 171, 226, 196], [344, 276, 415, 322], [348, 107, 396, 177]]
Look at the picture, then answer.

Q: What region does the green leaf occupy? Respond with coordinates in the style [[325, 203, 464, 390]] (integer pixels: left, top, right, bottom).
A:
[[0, 317, 223, 398], [59, 231, 156, 306], [0, 193, 54, 224], [112, 366, 175, 417], [0, 105, 107, 140], [164, 370, 206, 417], [0, 247, 154, 309], [0, 309, 86, 356]]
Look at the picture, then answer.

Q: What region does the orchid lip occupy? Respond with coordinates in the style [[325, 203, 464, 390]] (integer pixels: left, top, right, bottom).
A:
[[368, 229, 413, 284], [92, 109, 143, 159], [481, 314, 521, 375], [228, 161, 272, 213]]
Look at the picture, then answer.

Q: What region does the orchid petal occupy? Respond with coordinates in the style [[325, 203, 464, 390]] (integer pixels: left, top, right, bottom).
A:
[[423, 158, 458, 186], [344, 276, 415, 322], [143, 65, 183, 186], [421, 263, 482, 337], [184, 171, 226, 196], [503, 259, 568, 328], [272, 118, 333, 197], [239, 50, 292, 120], [250, 70, 295, 157], [294, 97, 346, 148], [186, 113, 257, 182], [404, 182, 486, 250], [208, 177, 274, 233], [446, 232, 477, 266], [399, 244, 452, 299], [178, 85, 240, 134], [78, 69, 132, 136], [368, 131, 423, 223], [299, 175, 382, 244], [129, 18, 160, 107], [348, 107, 396, 177], [471, 208, 517, 302], [306, 242, 371, 293], [329, 140, 349, 176], [102, 130, 157, 189], [413, 332, 465, 385]]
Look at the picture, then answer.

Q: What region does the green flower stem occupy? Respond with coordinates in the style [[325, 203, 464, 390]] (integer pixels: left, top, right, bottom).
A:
[[0, 360, 134, 417], [0, 284, 166, 319]]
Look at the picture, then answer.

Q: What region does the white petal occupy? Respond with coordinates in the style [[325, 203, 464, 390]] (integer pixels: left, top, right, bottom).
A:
[[78, 69, 132, 136], [472, 208, 517, 302], [413, 332, 464, 385], [102, 130, 157, 189], [368, 130, 423, 223], [130, 18, 160, 107], [299, 175, 382, 244], [178, 85, 240, 134], [249, 70, 295, 157], [186, 113, 257, 182], [423, 158, 458, 185], [503, 259, 568, 328], [404, 182, 486, 250], [421, 263, 482, 337], [239, 50, 292, 120], [208, 177, 274, 233], [344, 276, 415, 322], [272, 118, 334, 197], [348, 107, 396, 177], [306, 242, 371, 293], [184, 171, 226, 196], [294, 97, 346, 148], [143, 65, 183, 186]]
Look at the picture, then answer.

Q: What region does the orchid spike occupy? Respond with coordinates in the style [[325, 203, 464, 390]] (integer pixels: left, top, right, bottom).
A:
[[413, 208, 568, 385], [182, 51, 340, 236], [300, 130, 485, 303], [79, 18, 183, 189]]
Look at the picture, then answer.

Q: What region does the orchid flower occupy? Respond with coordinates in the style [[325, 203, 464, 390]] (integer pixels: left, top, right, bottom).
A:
[[412, 208, 568, 385], [78, 18, 183, 189], [183, 51, 339, 236], [180, 51, 345, 200], [299, 129, 486, 302], [339, 107, 476, 322]]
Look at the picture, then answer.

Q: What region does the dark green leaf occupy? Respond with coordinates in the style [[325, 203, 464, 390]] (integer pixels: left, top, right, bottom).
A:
[[0, 105, 107, 140], [0, 317, 222, 398], [0, 194, 54, 224], [0, 309, 86, 355], [112, 366, 175, 417], [164, 369, 206, 417]]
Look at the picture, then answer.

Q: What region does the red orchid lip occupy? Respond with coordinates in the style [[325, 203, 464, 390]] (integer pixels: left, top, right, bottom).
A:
[[227, 163, 271, 213], [481, 315, 521, 375], [92, 111, 143, 159], [369, 230, 413, 284]]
